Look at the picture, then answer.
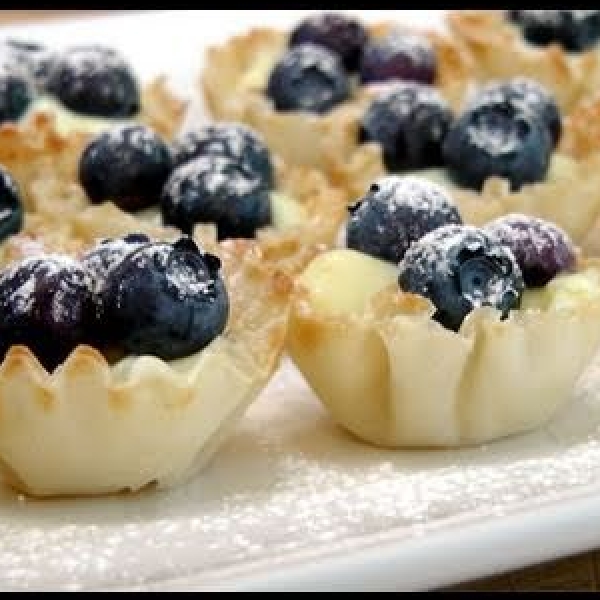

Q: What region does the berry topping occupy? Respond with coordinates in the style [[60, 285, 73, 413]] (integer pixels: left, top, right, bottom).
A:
[[0, 63, 34, 124], [359, 82, 453, 172], [0, 255, 95, 370], [346, 175, 462, 264], [289, 12, 369, 72], [79, 124, 173, 212], [508, 10, 600, 53], [359, 30, 436, 85], [171, 122, 275, 188], [485, 213, 576, 287], [442, 95, 553, 192], [266, 43, 350, 114], [45, 45, 140, 117], [0, 165, 23, 243], [398, 224, 524, 331], [468, 77, 562, 146], [161, 155, 271, 240], [0, 38, 56, 90], [98, 238, 229, 360]]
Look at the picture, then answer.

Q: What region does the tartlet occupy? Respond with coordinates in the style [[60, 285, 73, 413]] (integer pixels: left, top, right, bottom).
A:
[[286, 247, 600, 447]]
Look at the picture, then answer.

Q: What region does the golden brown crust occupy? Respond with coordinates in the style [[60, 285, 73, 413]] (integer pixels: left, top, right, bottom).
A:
[[287, 252, 600, 448]]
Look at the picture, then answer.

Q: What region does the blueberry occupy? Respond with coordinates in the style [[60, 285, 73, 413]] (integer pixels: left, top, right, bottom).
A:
[[171, 122, 275, 189], [161, 155, 271, 240], [508, 10, 600, 53], [0, 165, 23, 243], [0, 38, 56, 91], [442, 96, 553, 192], [289, 12, 369, 72], [346, 175, 462, 264], [0, 255, 96, 370], [485, 213, 576, 287], [79, 124, 174, 212], [359, 82, 453, 172], [359, 30, 436, 85], [98, 238, 229, 360], [0, 63, 34, 124], [266, 43, 350, 114], [45, 45, 140, 117], [398, 224, 524, 331], [468, 77, 562, 147]]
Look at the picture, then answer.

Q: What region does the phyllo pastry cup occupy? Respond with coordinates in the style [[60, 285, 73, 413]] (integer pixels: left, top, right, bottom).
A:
[[286, 249, 600, 448], [200, 21, 472, 189], [0, 228, 291, 498]]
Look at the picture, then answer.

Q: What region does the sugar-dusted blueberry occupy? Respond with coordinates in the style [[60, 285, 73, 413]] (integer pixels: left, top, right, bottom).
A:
[[171, 122, 275, 188], [79, 124, 173, 212], [0, 164, 23, 243], [398, 224, 524, 331], [359, 30, 436, 85], [0, 63, 34, 124], [346, 175, 462, 264], [468, 77, 562, 146], [98, 238, 229, 360], [0, 38, 56, 91], [0, 255, 96, 370], [161, 155, 271, 240], [289, 12, 369, 72], [45, 44, 140, 117], [442, 96, 553, 192], [508, 10, 600, 53], [359, 82, 453, 172], [485, 213, 576, 287], [266, 43, 350, 114]]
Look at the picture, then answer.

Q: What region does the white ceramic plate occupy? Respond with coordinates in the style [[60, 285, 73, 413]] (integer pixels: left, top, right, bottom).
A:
[[3, 10, 600, 592]]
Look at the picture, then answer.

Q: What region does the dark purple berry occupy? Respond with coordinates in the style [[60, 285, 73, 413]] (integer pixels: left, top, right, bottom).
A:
[[359, 30, 436, 85], [508, 10, 600, 53], [359, 82, 453, 172], [468, 77, 562, 147], [0, 255, 96, 370], [346, 175, 462, 264], [171, 122, 275, 188], [0, 38, 56, 91], [289, 12, 369, 72], [98, 238, 229, 360], [79, 124, 173, 212], [266, 43, 350, 114], [0, 165, 23, 243], [161, 155, 271, 240], [442, 95, 553, 192], [0, 63, 33, 124], [485, 213, 576, 287], [45, 45, 140, 117], [398, 224, 524, 331]]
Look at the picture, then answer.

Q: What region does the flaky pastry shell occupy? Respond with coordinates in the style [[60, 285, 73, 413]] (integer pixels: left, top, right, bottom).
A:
[[201, 22, 473, 195], [446, 10, 600, 114], [287, 257, 600, 448], [0, 234, 291, 498]]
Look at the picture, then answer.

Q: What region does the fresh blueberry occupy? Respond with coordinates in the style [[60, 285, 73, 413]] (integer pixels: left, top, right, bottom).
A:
[[171, 122, 275, 189], [485, 213, 576, 287], [508, 10, 600, 53], [359, 82, 453, 172], [289, 12, 369, 72], [0, 63, 34, 124], [161, 155, 271, 240], [98, 237, 229, 360], [0, 38, 56, 91], [398, 224, 524, 331], [468, 77, 562, 147], [45, 44, 140, 117], [442, 96, 553, 192], [266, 43, 350, 114], [79, 124, 174, 212], [359, 30, 436, 85], [0, 255, 96, 370], [0, 165, 23, 243], [346, 175, 462, 264]]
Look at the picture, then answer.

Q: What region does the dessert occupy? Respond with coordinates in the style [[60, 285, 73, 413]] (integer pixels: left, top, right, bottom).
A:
[[287, 175, 600, 447]]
